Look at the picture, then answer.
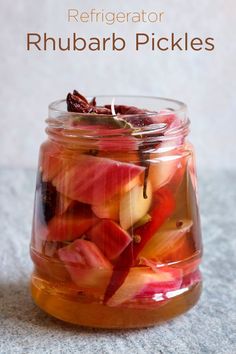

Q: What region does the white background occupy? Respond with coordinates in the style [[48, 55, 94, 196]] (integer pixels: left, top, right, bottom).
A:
[[0, 0, 235, 169]]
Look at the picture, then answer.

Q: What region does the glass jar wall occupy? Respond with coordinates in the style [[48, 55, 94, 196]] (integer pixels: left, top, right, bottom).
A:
[[30, 96, 202, 328]]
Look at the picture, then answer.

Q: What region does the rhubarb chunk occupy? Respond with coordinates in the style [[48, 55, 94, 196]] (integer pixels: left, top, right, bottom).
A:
[[149, 153, 184, 192], [41, 204, 98, 241], [53, 155, 144, 205], [92, 195, 120, 220], [107, 267, 182, 307], [58, 239, 112, 296], [40, 140, 72, 182], [87, 220, 132, 260], [120, 182, 152, 230], [138, 219, 193, 261]]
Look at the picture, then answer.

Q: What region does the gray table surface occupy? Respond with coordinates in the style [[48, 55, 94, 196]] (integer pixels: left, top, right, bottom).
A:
[[0, 167, 235, 354]]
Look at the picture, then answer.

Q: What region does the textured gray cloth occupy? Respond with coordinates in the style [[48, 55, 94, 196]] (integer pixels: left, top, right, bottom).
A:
[[0, 167, 235, 354]]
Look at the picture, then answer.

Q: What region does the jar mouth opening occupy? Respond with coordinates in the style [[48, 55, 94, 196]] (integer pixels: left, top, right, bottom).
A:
[[49, 95, 187, 119], [47, 96, 189, 146]]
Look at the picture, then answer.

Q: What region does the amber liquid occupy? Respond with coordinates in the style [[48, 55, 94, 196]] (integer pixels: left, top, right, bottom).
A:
[[31, 141, 202, 328], [31, 273, 202, 328]]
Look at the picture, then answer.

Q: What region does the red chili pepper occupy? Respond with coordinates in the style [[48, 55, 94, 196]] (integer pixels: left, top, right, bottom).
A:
[[103, 186, 175, 303]]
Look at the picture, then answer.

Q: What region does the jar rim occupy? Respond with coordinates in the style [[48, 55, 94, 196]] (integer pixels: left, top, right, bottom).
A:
[[48, 95, 188, 118], [46, 95, 189, 149]]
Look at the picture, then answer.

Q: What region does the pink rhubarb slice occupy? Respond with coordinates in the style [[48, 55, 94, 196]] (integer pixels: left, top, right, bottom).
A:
[[87, 219, 132, 261], [148, 153, 185, 192], [92, 194, 120, 220], [138, 219, 193, 260], [107, 266, 182, 307], [41, 204, 98, 241], [53, 155, 144, 205], [58, 239, 112, 296], [40, 140, 73, 182]]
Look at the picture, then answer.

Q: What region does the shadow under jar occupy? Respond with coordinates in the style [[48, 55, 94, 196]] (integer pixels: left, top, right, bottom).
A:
[[30, 95, 203, 328]]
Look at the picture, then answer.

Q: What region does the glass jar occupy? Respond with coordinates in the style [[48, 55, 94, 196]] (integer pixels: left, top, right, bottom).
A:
[[30, 96, 202, 328]]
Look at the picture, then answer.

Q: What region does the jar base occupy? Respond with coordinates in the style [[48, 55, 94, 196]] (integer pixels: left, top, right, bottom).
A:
[[30, 274, 202, 329]]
